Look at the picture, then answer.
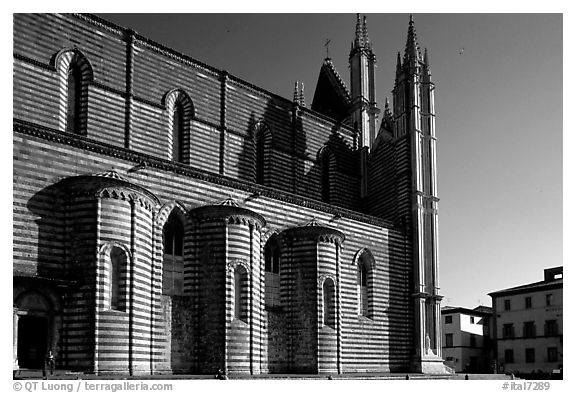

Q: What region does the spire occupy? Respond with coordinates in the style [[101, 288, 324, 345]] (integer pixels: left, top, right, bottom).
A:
[[354, 13, 363, 48], [362, 15, 371, 50], [293, 81, 299, 104], [395, 51, 402, 82], [299, 82, 306, 108], [404, 14, 421, 63]]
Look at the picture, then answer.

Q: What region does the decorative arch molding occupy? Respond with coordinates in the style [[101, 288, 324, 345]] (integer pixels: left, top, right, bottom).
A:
[[98, 187, 156, 211], [161, 88, 195, 114], [190, 204, 266, 230], [227, 258, 251, 275], [99, 241, 133, 260], [317, 146, 337, 204], [317, 274, 336, 288], [14, 290, 54, 313], [155, 200, 190, 228], [253, 120, 273, 185], [252, 120, 273, 142], [163, 89, 194, 163], [353, 247, 376, 269], [53, 48, 94, 135]]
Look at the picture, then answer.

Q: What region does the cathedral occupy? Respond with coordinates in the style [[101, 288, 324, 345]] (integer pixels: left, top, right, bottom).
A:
[[13, 13, 446, 375]]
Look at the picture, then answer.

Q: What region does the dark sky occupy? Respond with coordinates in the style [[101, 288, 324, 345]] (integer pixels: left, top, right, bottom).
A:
[[97, 12, 562, 309]]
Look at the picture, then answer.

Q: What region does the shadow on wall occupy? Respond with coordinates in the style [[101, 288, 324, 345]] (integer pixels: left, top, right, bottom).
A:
[[237, 97, 360, 211]]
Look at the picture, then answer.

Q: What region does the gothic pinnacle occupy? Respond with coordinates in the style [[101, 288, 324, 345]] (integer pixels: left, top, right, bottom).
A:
[[362, 15, 371, 49], [395, 52, 402, 81], [293, 81, 299, 104], [404, 14, 420, 63], [354, 13, 363, 48]]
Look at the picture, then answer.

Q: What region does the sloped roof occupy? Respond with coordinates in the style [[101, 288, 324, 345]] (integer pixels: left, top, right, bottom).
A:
[[311, 58, 351, 122], [488, 278, 563, 297]]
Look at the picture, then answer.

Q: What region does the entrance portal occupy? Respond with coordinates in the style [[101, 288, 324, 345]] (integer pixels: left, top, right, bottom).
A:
[[17, 316, 48, 368]]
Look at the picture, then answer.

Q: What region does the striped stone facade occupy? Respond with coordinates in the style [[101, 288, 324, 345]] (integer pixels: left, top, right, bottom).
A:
[[13, 13, 445, 375]]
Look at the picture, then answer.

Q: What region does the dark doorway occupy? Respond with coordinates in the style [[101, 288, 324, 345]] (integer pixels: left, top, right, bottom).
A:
[[18, 316, 48, 368]]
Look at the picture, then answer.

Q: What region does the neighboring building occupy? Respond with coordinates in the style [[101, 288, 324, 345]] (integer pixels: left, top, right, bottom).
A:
[[13, 13, 446, 375], [489, 267, 563, 376], [441, 306, 492, 373]]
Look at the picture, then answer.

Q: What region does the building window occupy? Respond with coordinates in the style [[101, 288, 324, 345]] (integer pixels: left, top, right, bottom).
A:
[[253, 122, 272, 185], [163, 213, 184, 257], [470, 334, 476, 348], [547, 347, 558, 363], [523, 321, 536, 338], [546, 293, 553, 306], [544, 320, 558, 336], [504, 299, 511, 311], [172, 101, 184, 163], [356, 249, 374, 318], [234, 266, 248, 322], [358, 262, 368, 315], [67, 63, 82, 134], [503, 323, 515, 339], [264, 234, 281, 307], [445, 315, 452, 324], [525, 296, 532, 309], [445, 333, 453, 348], [526, 348, 535, 363], [109, 246, 127, 311], [470, 316, 475, 324], [163, 211, 185, 296], [264, 235, 280, 274], [504, 349, 514, 363], [164, 90, 193, 164], [323, 278, 335, 328], [319, 148, 335, 204]]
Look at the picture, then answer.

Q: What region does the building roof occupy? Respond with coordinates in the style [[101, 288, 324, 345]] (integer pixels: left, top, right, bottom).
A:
[[488, 277, 562, 298], [441, 306, 492, 317]]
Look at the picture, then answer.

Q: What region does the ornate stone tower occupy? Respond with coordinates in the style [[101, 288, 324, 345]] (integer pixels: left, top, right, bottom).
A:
[[349, 14, 380, 201], [392, 15, 444, 373]]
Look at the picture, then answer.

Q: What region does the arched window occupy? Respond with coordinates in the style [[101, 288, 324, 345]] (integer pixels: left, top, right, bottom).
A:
[[163, 211, 185, 296], [319, 148, 334, 204], [164, 90, 194, 164], [254, 122, 272, 185], [356, 249, 375, 318], [172, 101, 184, 163], [234, 266, 248, 321], [66, 63, 82, 134], [56, 49, 92, 135], [163, 212, 184, 257], [256, 134, 265, 184], [323, 278, 335, 328], [264, 234, 281, 307], [358, 263, 368, 316], [110, 246, 127, 311]]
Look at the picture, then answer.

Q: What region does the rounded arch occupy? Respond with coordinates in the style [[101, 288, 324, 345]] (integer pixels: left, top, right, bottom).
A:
[[321, 276, 336, 328], [158, 201, 190, 297], [252, 120, 273, 141], [353, 248, 375, 318], [163, 89, 195, 163], [317, 146, 336, 204], [53, 48, 94, 81], [235, 264, 249, 319], [14, 290, 53, 313], [54, 48, 94, 135], [162, 89, 195, 118], [99, 241, 132, 259], [253, 120, 273, 185], [156, 200, 189, 229]]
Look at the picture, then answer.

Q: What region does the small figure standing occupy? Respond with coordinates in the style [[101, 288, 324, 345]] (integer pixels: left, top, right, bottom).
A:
[[216, 368, 228, 380], [46, 350, 55, 376]]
